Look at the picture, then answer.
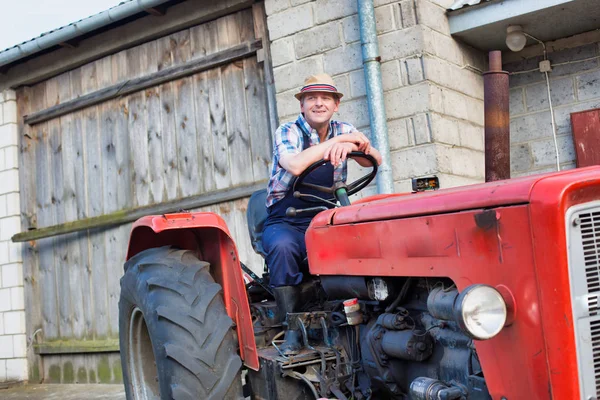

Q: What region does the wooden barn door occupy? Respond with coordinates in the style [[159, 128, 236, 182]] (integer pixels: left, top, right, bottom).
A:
[[17, 6, 272, 383]]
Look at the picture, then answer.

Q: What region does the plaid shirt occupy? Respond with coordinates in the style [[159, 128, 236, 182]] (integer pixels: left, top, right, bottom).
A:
[[266, 113, 357, 207]]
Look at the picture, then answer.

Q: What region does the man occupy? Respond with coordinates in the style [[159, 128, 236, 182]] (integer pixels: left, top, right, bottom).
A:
[[262, 73, 382, 353]]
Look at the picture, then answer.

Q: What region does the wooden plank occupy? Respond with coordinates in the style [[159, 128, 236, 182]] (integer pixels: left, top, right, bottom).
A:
[[24, 40, 262, 126], [206, 19, 232, 190], [171, 29, 201, 198], [72, 354, 89, 383], [52, 72, 73, 340], [97, 58, 118, 217], [85, 354, 97, 383], [96, 56, 121, 337], [17, 85, 44, 382], [111, 51, 136, 312], [240, 8, 271, 181], [213, 200, 235, 245], [156, 35, 181, 201], [42, 354, 60, 383], [252, 2, 279, 135], [237, 6, 272, 183], [242, 56, 271, 181], [34, 339, 120, 355], [221, 13, 253, 186], [235, 198, 264, 275], [68, 67, 94, 338], [144, 40, 166, 204], [231, 198, 251, 270], [12, 180, 267, 242], [57, 73, 83, 341], [127, 44, 151, 207], [32, 81, 59, 340], [190, 25, 215, 192], [80, 61, 109, 339], [571, 108, 600, 167], [144, 6, 166, 17]]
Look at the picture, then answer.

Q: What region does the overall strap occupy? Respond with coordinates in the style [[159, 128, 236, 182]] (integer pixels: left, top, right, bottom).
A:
[[295, 121, 312, 151]]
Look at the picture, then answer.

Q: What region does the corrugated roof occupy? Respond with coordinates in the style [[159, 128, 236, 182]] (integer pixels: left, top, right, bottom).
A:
[[448, 0, 494, 11]]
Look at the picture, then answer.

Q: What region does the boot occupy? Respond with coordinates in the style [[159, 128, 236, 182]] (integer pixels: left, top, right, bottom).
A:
[[273, 286, 302, 355]]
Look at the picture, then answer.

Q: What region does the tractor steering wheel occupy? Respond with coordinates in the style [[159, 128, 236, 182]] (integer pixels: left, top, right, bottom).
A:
[[292, 151, 378, 205]]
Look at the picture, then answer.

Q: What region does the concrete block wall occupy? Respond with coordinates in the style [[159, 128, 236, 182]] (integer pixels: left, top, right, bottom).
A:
[[0, 89, 27, 383], [265, 0, 486, 192], [505, 37, 600, 176]]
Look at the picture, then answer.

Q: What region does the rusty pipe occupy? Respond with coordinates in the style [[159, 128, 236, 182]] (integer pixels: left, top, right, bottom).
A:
[[483, 50, 510, 182]]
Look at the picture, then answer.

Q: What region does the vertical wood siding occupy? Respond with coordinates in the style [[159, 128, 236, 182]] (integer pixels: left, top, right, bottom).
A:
[[17, 8, 270, 372]]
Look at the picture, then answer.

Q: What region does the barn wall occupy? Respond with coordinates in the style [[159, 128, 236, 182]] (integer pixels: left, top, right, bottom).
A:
[[16, 6, 272, 382]]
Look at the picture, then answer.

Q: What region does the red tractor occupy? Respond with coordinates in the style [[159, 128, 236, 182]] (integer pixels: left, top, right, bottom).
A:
[[118, 154, 600, 400]]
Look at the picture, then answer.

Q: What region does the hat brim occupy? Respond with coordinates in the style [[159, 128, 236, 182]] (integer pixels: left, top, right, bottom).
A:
[[294, 89, 344, 100]]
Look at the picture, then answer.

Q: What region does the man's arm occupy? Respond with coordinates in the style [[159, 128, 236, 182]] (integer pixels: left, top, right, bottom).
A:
[[329, 130, 383, 167], [279, 130, 380, 175], [279, 135, 346, 175], [355, 146, 382, 167]]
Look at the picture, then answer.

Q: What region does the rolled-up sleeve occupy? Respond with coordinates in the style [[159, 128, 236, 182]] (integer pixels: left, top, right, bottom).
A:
[[338, 122, 358, 135]]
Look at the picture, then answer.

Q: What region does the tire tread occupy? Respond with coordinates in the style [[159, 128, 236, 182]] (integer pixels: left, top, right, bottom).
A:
[[119, 247, 242, 399]]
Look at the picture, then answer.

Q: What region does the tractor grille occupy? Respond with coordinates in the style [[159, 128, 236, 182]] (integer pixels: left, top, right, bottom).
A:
[[567, 202, 600, 399], [593, 320, 600, 392]]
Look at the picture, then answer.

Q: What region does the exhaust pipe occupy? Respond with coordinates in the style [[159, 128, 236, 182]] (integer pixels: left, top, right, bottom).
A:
[[483, 51, 510, 181]]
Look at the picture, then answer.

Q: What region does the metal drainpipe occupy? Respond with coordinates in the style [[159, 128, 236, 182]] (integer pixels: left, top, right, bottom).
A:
[[357, 0, 394, 194], [483, 51, 510, 181]]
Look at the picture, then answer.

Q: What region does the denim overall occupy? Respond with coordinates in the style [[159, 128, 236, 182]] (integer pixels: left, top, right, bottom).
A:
[[262, 124, 335, 287]]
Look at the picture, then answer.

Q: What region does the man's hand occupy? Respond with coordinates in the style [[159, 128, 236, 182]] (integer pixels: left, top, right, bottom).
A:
[[324, 142, 358, 167], [336, 131, 371, 154]]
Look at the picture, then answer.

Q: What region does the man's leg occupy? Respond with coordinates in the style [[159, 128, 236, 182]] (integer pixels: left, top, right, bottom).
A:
[[262, 222, 307, 355], [262, 223, 307, 287]]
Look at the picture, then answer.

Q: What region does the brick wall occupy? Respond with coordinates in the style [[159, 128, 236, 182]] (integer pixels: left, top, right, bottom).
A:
[[0, 89, 27, 383], [265, 0, 486, 192], [505, 39, 600, 176]]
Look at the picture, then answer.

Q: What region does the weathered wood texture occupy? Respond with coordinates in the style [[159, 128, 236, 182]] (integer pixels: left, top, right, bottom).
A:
[[12, 180, 266, 242], [17, 85, 44, 382], [17, 8, 271, 366], [23, 40, 262, 126], [41, 353, 123, 384]]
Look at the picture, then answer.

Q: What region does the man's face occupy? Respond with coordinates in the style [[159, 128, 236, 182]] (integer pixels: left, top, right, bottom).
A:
[[300, 92, 340, 127]]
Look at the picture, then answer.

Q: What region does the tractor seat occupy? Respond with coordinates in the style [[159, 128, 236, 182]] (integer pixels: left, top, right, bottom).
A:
[[246, 189, 268, 259], [246, 188, 310, 279]]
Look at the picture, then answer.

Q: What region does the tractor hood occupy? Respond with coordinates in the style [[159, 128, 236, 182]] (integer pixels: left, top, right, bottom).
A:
[[310, 167, 599, 227]]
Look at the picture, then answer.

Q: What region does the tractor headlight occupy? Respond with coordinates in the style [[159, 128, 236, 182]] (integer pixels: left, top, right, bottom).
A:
[[454, 285, 507, 340]]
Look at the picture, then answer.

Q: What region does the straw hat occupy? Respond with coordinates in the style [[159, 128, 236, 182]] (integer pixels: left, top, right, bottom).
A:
[[294, 73, 344, 100]]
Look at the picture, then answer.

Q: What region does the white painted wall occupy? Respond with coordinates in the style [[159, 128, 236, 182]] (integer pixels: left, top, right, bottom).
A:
[[0, 89, 27, 383]]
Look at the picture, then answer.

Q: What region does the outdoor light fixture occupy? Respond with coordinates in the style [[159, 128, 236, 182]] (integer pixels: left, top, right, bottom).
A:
[[506, 25, 527, 52]]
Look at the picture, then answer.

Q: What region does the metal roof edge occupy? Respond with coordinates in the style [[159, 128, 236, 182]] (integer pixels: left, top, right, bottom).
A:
[[448, 0, 577, 35], [0, 0, 172, 69], [447, 0, 494, 12]]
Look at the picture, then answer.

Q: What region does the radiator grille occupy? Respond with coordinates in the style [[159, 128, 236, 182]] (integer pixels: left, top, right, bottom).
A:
[[593, 320, 600, 394], [582, 211, 600, 295], [567, 203, 600, 399], [590, 295, 599, 317]]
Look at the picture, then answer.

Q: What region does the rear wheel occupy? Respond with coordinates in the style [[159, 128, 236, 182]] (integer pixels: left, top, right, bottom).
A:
[[119, 246, 243, 399]]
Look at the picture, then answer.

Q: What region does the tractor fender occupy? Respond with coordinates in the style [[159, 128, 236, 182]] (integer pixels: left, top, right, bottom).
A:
[[126, 212, 259, 371]]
